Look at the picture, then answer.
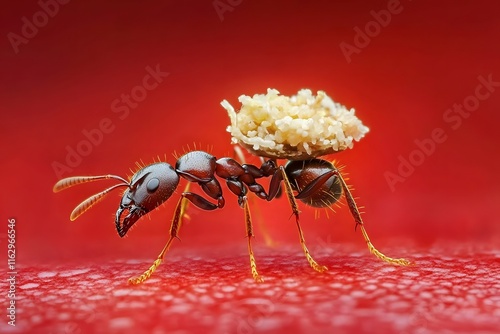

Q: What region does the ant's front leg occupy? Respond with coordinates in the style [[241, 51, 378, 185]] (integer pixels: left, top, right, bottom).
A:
[[271, 167, 328, 273], [128, 186, 219, 285]]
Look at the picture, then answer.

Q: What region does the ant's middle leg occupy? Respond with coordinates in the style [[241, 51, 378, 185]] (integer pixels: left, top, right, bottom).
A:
[[277, 166, 328, 273], [233, 146, 276, 247], [241, 196, 264, 282]]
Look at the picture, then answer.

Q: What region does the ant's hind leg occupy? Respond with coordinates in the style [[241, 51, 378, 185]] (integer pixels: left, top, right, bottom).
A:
[[279, 167, 328, 273], [335, 170, 411, 266], [242, 196, 264, 282]]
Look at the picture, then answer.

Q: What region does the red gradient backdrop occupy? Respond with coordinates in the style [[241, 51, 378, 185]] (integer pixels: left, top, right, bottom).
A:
[[2, 0, 500, 262], [2, 1, 500, 333]]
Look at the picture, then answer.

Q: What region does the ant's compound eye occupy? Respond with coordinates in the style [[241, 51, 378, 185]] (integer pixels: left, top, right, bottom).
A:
[[146, 178, 160, 193]]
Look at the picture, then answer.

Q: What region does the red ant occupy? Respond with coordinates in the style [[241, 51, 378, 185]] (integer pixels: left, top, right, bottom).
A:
[[54, 148, 409, 284]]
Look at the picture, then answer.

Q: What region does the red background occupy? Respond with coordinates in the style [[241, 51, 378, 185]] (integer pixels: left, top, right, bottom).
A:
[[1, 1, 500, 333], [1, 1, 499, 257], [3, 0, 499, 263], [4, 1, 500, 261], [2, 0, 500, 259]]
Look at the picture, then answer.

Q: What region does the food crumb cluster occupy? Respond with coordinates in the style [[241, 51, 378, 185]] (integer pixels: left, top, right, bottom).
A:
[[222, 88, 369, 160]]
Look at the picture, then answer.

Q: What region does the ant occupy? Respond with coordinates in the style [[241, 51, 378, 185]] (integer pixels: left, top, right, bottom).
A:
[[54, 146, 410, 284]]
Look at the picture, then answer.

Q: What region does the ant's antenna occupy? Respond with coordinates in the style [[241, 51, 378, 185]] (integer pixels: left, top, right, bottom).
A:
[[53, 175, 129, 192], [54, 175, 130, 221]]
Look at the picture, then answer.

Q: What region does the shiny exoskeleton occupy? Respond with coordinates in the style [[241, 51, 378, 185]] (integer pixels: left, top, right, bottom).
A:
[[54, 150, 410, 284]]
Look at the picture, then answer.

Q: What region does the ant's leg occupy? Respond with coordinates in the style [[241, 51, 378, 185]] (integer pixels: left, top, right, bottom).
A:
[[242, 196, 264, 282], [178, 182, 191, 224], [334, 169, 411, 266], [279, 166, 328, 273], [234, 146, 275, 247], [128, 192, 192, 285]]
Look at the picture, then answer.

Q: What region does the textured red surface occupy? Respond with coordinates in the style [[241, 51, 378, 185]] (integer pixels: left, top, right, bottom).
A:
[[2, 1, 500, 333], [2, 0, 500, 263], [3, 245, 499, 334]]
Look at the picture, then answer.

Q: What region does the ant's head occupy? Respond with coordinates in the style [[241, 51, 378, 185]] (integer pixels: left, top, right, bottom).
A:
[[115, 163, 179, 237], [54, 162, 179, 237]]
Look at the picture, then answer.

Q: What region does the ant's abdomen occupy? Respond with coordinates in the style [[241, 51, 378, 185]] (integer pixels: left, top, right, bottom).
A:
[[285, 159, 342, 208]]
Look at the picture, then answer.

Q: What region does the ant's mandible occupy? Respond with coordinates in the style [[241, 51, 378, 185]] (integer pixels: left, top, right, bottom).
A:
[[54, 149, 410, 284]]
